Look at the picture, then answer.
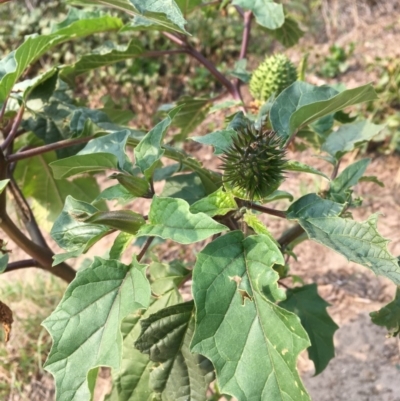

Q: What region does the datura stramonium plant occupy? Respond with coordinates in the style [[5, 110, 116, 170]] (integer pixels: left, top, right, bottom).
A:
[[220, 124, 287, 200], [249, 53, 298, 102]]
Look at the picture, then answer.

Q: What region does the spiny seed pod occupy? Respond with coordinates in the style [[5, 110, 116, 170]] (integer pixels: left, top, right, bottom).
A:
[[249, 54, 297, 102], [220, 124, 287, 200]]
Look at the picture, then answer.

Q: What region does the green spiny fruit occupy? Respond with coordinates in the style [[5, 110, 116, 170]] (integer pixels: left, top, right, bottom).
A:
[[220, 124, 287, 200], [249, 54, 297, 102]]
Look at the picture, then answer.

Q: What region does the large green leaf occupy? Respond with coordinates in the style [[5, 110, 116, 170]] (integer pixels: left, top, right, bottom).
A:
[[232, 0, 284, 29], [191, 231, 311, 401], [161, 172, 206, 205], [370, 287, 400, 337], [270, 82, 378, 142], [42, 257, 151, 401], [135, 302, 214, 401], [190, 187, 237, 217], [280, 284, 339, 375], [134, 108, 180, 180], [137, 197, 227, 244], [14, 151, 101, 224], [287, 195, 400, 285], [60, 40, 143, 84], [322, 121, 385, 160], [0, 8, 123, 108], [107, 263, 184, 401], [72, 0, 188, 34]]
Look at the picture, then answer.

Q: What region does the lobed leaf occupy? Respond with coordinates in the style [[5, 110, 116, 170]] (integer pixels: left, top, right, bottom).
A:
[[288, 195, 400, 285], [135, 302, 214, 401], [42, 257, 151, 401], [191, 231, 311, 401], [107, 263, 185, 401]]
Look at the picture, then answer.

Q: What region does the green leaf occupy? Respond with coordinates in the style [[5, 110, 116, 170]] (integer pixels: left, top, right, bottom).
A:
[[288, 196, 400, 285], [42, 257, 151, 401], [137, 197, 227, 244], [175, 0, 202, 14], [173, 97, 211, 141], [14, 151, 102, 224], [73, 0, 188, 34], [265, 16, 304, 48], [191, 231, 311, 401], [190, 187, 237, 217], [149, 261, 190, 296], [94, 184, 136, 204], [232, 0, 284, 29], [191, 129, 237, 155], [359, 175, 384, 187], [72, 210, 146, 235], [51, 196, 110, 254], [60, 40, 143, 85], [50, 130, 134, 179], [243, 212, 280, 246], [286, 193, 344, 220], [0, 179, 9, 194], [0, 9, 123, 108], [329, 158, 370, 196], [50, 153, 119, 180], [135, 108, 180, 180], [279, 284, 339, 375], [77, 129, 134, 172], [322, 121, 385, 160], [108, 267, 183, 401], [270, 82, 378, 142], [109, 232, 135, 260], [284, 160, 330, 180], [135, 302, 214, 401], [0, 254, 9, 274], [161, 172, 207, 205], [370, 287, 400, 337], [13, 68, 58, 104]]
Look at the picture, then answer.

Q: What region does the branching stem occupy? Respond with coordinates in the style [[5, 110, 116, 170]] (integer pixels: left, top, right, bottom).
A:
[[7, 135, 96, 163]]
